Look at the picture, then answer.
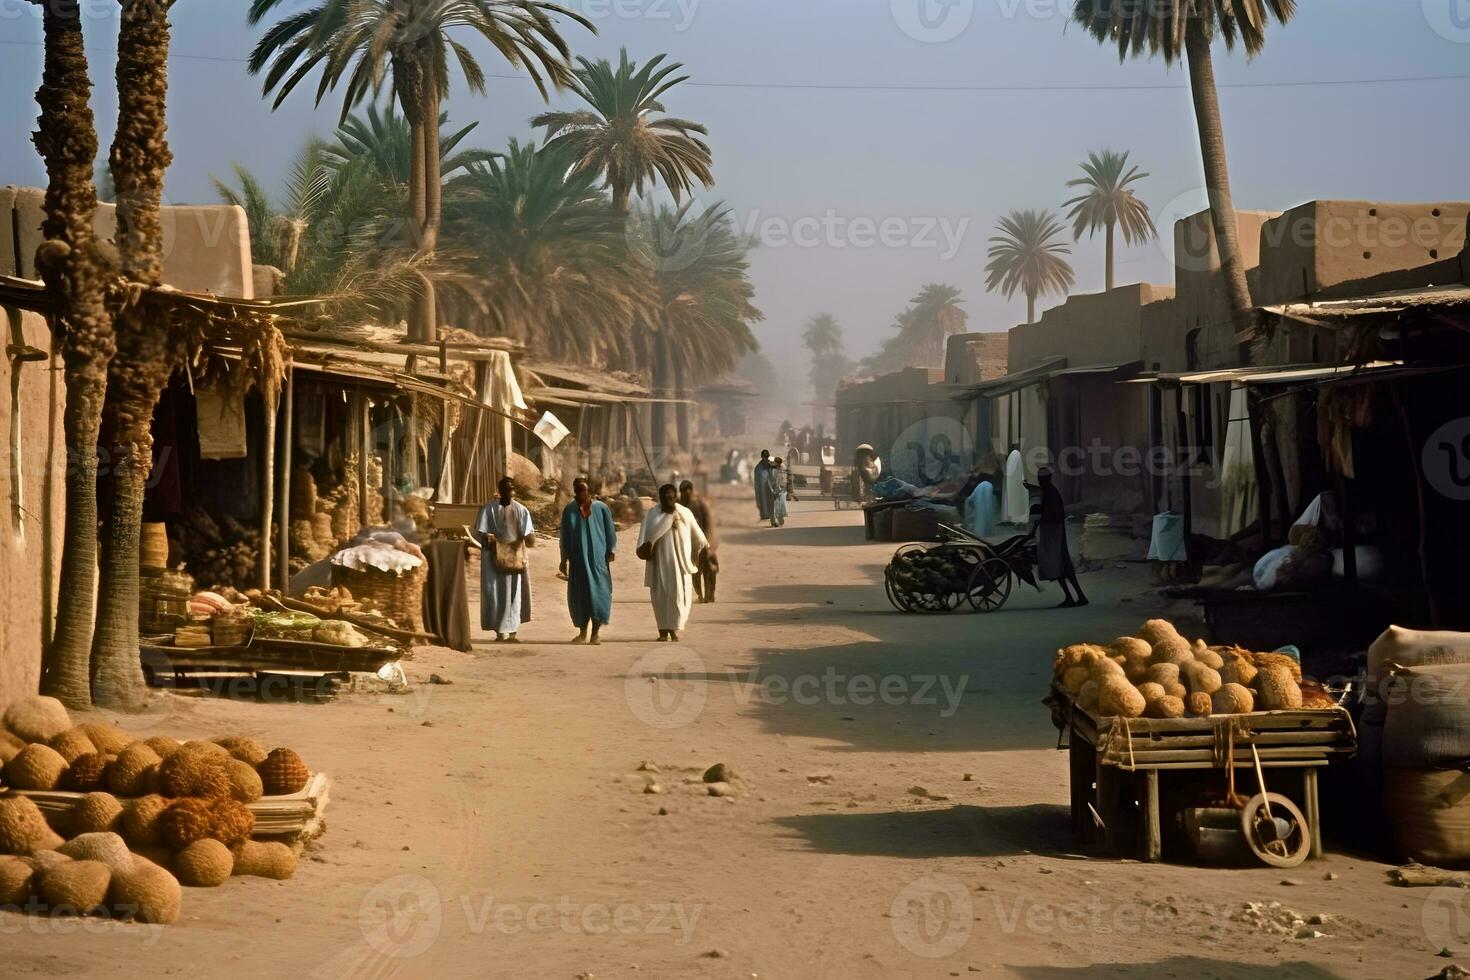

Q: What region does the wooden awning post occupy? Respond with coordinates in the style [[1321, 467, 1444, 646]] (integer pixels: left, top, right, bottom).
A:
[[278, 364, 294, 593], [357, 389, 371, 530]]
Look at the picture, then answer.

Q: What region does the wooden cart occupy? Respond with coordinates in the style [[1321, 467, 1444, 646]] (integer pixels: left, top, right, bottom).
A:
[[1048, 685, 1356, 862]]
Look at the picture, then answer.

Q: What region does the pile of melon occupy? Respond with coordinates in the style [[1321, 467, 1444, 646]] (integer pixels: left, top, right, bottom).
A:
[[0, 696, 312, 924], [1053, 619, 1338, 720]]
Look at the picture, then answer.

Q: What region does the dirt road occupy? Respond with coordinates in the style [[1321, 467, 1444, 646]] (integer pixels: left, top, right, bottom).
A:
[[0, 488, 1449, 978]]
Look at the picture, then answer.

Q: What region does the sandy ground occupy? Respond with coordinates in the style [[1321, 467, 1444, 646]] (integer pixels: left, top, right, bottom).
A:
[[0, 487, 1454, 979]]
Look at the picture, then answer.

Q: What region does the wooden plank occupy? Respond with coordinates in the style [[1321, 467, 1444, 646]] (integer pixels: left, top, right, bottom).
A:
[[1113, 731, 1353, 749], [1144, 770, 1161, 863], [1103, 746, 1348, 765], [1110, 760, 1329, 772], [1304, 768, 1322, 860]]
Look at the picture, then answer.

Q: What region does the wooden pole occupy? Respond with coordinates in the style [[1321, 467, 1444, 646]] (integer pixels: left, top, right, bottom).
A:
[[260, 389, 278, 592], [277, 364, 294, 592], [358, 389, 371, 530]]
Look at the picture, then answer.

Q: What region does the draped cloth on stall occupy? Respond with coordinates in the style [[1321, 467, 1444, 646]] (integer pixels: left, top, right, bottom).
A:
[[1220, 386, 1260, 539], [422, 539, 472, 651]]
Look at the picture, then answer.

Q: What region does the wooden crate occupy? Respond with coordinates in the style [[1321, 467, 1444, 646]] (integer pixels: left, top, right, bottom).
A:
[[4, 772, 332, 841], [1050, 685, 1357, 862]]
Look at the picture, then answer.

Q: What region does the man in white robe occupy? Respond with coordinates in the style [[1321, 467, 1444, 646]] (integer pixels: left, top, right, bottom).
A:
[[1003, 446, 1030, 524], [473, 476, 535, 642], [637, 484, 709, 641]]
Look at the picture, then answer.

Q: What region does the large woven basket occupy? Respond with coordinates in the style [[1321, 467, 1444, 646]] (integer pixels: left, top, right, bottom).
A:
[[330, 562, 426, 633]]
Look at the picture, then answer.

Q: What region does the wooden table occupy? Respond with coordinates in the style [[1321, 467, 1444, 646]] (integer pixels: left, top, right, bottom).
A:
[[1049, 687, 1357, 862]]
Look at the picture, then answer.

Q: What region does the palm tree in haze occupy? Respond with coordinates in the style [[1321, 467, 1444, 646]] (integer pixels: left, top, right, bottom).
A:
[[322, 103, 492, 187], [1072, 0, 1296, 334], [1062, 149, 1156, 291], [985, 209, 1074, 324], [862, 284, 968, 375], [802, 313, 852, 426], [246, 0, 593, 339], [533, 49, 714, 212]]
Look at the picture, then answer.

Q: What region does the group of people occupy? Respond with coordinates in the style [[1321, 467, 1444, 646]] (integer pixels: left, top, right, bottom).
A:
[[472, 477, 719, 646], [751, 449, 797, 527]]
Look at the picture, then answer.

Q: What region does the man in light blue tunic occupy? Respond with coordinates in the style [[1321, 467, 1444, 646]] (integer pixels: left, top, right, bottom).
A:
[[560, 477, 617, 645], [473, 477, 535, 642]]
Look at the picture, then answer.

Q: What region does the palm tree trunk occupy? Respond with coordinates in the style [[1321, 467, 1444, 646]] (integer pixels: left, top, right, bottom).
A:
[[651, 324, 674, 455], [674, 357, 691, 450], [33, 0, 114, 708], [1026, 290, 1036, 325], [1185, 18, 1254, 337], [1105, 220, 1115, 292], [401, 58, 434, 342], [91, 0, 172, 711]]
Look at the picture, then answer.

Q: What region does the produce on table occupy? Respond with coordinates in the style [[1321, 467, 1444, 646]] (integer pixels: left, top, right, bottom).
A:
[[173, 625, 213, 648], [107, 743, 163, 797], [1052, 619, 1325, 718], [6, 743, 68, 791], [211, 799, 257, 848], [70, 792, 124, 835], [215, 735, 268, 766], [172, 839, 234, 887], [189, 591, 235, 617], [180, 740, 230, 760], [49, 727, 99, 764], [258, 748, 311, 796], [159, 798, 215, 850], [0, 796, 64, 854], [315, 620, 368, 648], [227, 760, 264, 804], [81, 723, 134, 755], [0, 730, 24, 764], [2, 695, 71, 743], [157, 748, 231, 799], [121, 795, 170, 848], [144, 735, 183, 759]]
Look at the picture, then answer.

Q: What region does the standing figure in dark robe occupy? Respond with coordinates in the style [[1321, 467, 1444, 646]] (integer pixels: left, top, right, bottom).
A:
[[1033, 467, 1087, 608], [752, 449, 775, 522], [560, 477, 617, 644], [679, 480, 718, 603]]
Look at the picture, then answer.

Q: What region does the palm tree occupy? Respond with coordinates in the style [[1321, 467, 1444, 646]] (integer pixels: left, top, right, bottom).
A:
[[630, 202, 761, 447], [861, 285, 968, 375], [985, 209, 1075, 324], [211, 163, 280, 268], [802, 313, 850, 427], [533, 49, 714, 212], [90, 0, 173, 710], [322, 103, 492, 186], [442, 139, 653, 365], [1072, 0, 1296, 333], [1062, 149, 1156, 291], [246, 0, 593, 339], [214, 143, 331, 277], [30, 0, 115, 707]]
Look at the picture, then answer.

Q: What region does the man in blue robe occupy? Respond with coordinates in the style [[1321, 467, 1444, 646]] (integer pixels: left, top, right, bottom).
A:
[[752, 449, 775, 522], [559, 477, 617, 644]]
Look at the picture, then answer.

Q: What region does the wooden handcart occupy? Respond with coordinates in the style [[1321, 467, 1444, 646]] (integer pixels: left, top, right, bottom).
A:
[[1048, 685, 1356, 863]]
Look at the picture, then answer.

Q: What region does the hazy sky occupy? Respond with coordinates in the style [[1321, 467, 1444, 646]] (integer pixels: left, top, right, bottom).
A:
[[2, 0, 1468, 389]]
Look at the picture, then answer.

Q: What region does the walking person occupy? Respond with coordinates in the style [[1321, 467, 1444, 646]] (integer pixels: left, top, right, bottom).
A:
[[1032, 467, 1088, 608], [559, 477, 617, 644], [679, 480, 718, 603], [752, 449, 775, 523], [472, 477, 535, 642], [768, 457, 796, 527], [636, 484, 709, 641]]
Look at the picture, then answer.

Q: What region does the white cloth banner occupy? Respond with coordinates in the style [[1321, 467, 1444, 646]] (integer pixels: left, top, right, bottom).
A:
[[534, 411, 571, 449]]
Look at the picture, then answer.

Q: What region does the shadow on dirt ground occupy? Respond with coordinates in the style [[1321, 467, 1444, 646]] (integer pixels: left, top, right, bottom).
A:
[[1007, 957, 1345, 979], [774, 803, 1073, 858]]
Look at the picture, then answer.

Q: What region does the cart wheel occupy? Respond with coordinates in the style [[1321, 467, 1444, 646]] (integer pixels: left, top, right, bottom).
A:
[[884, 568, 914, 613], [1240, 792, 1311, 869], [966, 558, 1013, 613]]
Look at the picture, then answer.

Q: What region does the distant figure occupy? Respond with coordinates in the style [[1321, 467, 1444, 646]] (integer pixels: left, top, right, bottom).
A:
[[853, 443, 882, 502], [769, 457, 795, 528], [679, 480, 718, 603], [753, 449, 775, 522], [965, 475, 998, 539], [1004, 445, 1029, 524], [1033, 467, 1088, 608], [637, 484, 709, 641], [473, 476, 534, 642], [559, 477, 617, 644]]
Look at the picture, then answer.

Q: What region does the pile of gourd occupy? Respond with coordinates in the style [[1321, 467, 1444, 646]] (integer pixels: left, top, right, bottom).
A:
[[0, 696, 311, 924], [1053, 619, 1338, 719], [887, 549, 974, 598]]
